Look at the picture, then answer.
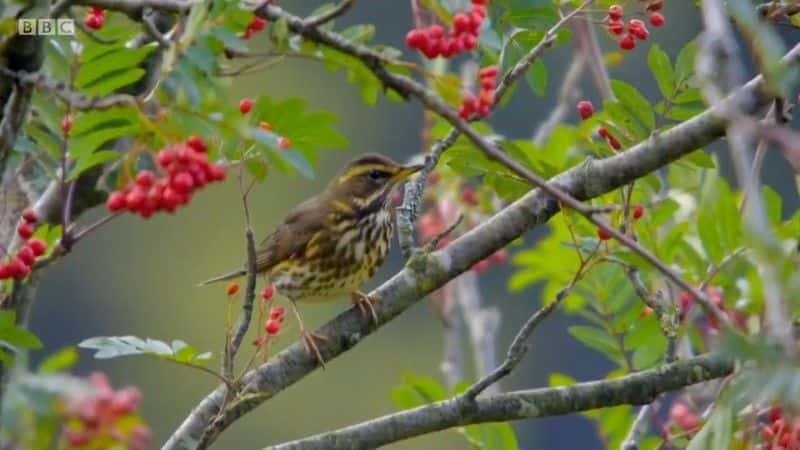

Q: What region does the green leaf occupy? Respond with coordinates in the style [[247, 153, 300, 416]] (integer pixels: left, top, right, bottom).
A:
[[568, 326, 622, 362], [463, 422, 518, 450], [681, 150, 716, 169], [68, 150, 119, 181], [340, 24, 375, 44], [526, 59, 547, 97], [548, 372, 577, 387], [675, 41, 698, 83], [648, 44, 675, 99], [504, 7, 559, 29], [38, 347, 79, 374], [610, 80, 655, 130], [78, 335, 212, 367], [0, 318, 43, 350], [80, 68, 146, 96], [76, 43, 157, 88]]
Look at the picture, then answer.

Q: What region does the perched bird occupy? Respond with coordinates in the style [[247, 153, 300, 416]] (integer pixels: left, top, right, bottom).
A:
[[199, 153, 423, 365]]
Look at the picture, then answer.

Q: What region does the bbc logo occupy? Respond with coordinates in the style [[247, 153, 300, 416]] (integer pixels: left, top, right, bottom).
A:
[[18, 19, 75, 36]]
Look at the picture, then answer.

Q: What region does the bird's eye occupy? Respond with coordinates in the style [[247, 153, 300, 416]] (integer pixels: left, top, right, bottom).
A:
[[368, 170, 387, 180]]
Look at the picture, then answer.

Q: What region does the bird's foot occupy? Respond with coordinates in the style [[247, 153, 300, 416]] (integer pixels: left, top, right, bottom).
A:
[[351, 291, 381, 326], [301, 330, 328, 369]]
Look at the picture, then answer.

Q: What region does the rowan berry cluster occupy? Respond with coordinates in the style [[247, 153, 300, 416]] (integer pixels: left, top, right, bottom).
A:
[[252, 284, 286, 346], [459, 65, 498, 119], [61, 372, 150, 450], [106, 137, 226, 218], [605, 2, 664, 51], [84, 7, 106, 30], [668, 401, 701, 433], [0, 210, 47, 281], [242, 16, 268, 40], [758, 407, 800, 450], [405, 0, 489, 59], [576, 100, 622, 150]]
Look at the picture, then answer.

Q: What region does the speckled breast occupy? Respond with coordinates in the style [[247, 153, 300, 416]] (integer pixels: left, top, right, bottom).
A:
[[270, 209, 393, 303]]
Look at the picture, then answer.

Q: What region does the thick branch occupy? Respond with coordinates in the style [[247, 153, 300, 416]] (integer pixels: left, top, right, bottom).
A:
[[163, 56, 785, 449], [268, 353, 733, 450]]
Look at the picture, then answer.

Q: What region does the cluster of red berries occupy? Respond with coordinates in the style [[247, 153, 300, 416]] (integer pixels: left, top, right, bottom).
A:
[[405, 0, 488, 59], [668, 401, 701, 433], [459, 65, 498, 119], [759, 407, 800, 450], [606, 3, 664, 51], [61, 372, 150, 450], [678, 286, 747, 330], [577, 100, 622, 150], [106, 137, 226, 218], [84, 7, 106, 30], [0, 211, 47, 281], [242, 16, 268, 40]]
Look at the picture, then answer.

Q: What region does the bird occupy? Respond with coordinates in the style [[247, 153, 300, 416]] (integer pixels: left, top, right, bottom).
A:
[[199, 153, 424, 365]]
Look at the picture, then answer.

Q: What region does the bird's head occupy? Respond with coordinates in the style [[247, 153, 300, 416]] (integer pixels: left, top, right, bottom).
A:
[[327, 153, 423, 213]]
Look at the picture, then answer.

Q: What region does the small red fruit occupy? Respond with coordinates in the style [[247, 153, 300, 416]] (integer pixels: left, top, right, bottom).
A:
[[608, 136, 622, 150], [249, 16, 267, 32], [461, 186, 477, 205], [598, 127, 610, 139], [265, 319, 281, 335], [454, 13, 471, 33], [577, 100, 594, 120], [125, 188, 146, 211], [156, 149, 174, 167], [85, 13, 103, 30], [596, 227, 612, 241], [259, 121, 273, 132], [769, 406, 783, 423], [28, 239, 47, 257], [89, 7, 105, 17], [239, 98, 253, 114], [472, 259, 490, 273], [632, 205, 645, 220], [628, 20, 649, 40], [619, 34, 636, 50], [186, 135, 207, 153], [607, 20, 625, 35], [17, 222, 34, 240], [640, 306, 654, 317], [649, 12, 665, 27], [226, 282, 239, 296], [107, 191, 126, 212], [135, 170, 155, 188], [0, 264, 10, 279], [17, 247, 35, 266], [9, 258, 30, 279], [405, 29, 426, 49], [22, 209, 38, 224], [171, 172, 195, 193], [608, 5, 624, 20], [270, 306, 285, 319], [427, 25, 444, 39], [261, 285, 275, 300], [277, 136, 291, 149], [61, 115, 73, 136]]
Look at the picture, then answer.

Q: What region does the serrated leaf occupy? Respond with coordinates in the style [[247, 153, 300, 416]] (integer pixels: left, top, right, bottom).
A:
[[76, 43, 157, 88], [611, 79, 654, 130], [648, 44, 675, 99], [68, 150, 119, 181]]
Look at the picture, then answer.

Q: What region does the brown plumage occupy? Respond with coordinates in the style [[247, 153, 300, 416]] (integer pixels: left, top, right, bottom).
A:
[[200, 153, 423, 364]]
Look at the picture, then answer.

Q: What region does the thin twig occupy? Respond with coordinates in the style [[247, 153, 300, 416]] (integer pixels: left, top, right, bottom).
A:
[[304, 0, 357, 26]]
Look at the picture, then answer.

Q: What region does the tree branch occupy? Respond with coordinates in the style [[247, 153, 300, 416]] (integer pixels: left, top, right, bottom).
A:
[[162, 52, 790, 449], [267, 353, 733, 450]]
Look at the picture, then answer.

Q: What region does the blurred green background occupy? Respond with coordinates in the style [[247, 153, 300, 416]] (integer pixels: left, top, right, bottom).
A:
[[26, 2, 800, 449]]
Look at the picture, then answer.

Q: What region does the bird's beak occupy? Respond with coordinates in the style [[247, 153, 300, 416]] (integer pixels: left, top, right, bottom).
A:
[[393, 164, 425, 182]]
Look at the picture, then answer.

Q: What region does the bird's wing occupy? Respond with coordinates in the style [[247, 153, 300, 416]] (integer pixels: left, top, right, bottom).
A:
[[255, 195, 329, 272]]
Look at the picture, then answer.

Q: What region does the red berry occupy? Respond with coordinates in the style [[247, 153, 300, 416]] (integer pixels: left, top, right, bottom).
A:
[[472, 5, 487, 18], [89, 7, 105, 17], [608, 136, 622, 150], [265, 319, 281, 335], [17, 247, 35, 266], [472, 259, 490, 273], [261, 285, 275, 300], [461, 186, 477, 204], [227, 282, 239, 296], [61, 115, 73, 136], [176, 146, 192, 163], [22, 209, 38, 224], [239, 98, 253, 114], [454, 13, 471, 33], [156, 149, 174, 167], [0, 264, 11, 280], [489, 250, 508, 265], [269, 306, 285, 319], [427, 25, 444, 39], [478, 89, 495, 107], [186, 135, 207, 153], [405, 29, 426, 49], [477, 103, 491, 118], [208, 164, 227, 182], [646, 0, 664, 12], [277, 136, 291, 149], [480, 77, 495, 90], [598, 127, 610, 139], [608, 5, 623, 20], [577, 100, 594, 120], [640, 306, 654, 317], [17, 222, 34, 240], [478, 65, 499, 80], [472, 0, 487, 4], [607, 20, 625, 35], [28, 238, 46, 257], [259, 121, 273, 132], [628, 19, 649, 40], [171, 172, 195, 193], [619, 34, 636, 50], [596, 227, 612, 241], [632, 205, 645, 220], [85, 13, 103, 30], [106, 191, 126, 212], [135, 170, 155, 188], [9, 258, 30, 279], [242, 28, 253, 40], [126, 188, 146, 211], [679, 291, 695, 314], [249, 16, 267, 32], [649, 12, 665, 27], [461, 33, 477, 50], [769, 406, 783, 423], [65, 430, 90, 447], [161, 188, 182, 211]]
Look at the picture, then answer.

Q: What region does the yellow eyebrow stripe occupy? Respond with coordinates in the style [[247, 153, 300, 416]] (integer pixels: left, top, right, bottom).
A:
[[338, 164, 393, 183]]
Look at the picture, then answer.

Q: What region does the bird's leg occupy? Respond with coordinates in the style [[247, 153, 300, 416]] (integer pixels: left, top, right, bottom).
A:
[[288, 300, 327, 368], [351, 291, 381, 326]]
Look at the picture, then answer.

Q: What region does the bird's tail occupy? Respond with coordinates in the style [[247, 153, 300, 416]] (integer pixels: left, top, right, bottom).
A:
[[197, 269, 246, 286]]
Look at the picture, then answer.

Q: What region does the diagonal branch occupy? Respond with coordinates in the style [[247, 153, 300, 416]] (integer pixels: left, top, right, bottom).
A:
[[163, 54, 790, 449], [267, 353, 733, 450]]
